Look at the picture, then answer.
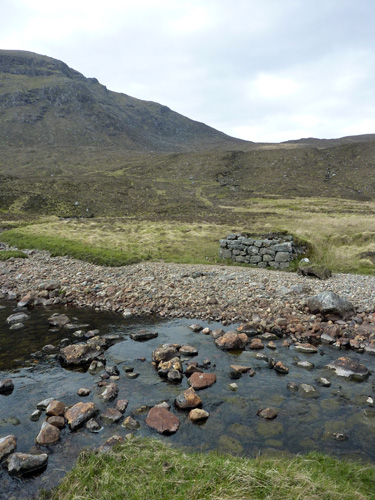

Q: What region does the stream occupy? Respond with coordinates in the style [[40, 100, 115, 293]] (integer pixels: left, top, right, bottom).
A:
[[1, 299, 375, 499]]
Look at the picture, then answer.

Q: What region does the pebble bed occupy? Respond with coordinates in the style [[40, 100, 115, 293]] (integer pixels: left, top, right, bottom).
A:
[[1, 249, 375, 330]]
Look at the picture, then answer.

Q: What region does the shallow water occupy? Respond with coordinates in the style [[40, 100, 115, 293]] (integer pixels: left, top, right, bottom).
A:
[[1, 300, 375, 499]]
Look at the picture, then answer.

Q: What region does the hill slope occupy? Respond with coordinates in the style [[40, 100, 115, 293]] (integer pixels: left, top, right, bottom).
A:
[[1, 50, 375, 219], [0, 50, 249, 152]]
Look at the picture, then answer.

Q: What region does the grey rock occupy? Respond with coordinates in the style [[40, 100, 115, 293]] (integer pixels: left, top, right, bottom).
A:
[[6, 452, 48, 475], [307, 292, 355, 320]]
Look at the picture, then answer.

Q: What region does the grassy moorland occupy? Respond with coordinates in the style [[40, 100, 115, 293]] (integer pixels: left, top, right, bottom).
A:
[[2, 196, 375, 273], [41, 437, 375, 500]]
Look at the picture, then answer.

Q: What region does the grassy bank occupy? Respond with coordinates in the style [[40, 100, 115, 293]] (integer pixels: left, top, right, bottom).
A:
[[41, 437, 375, 500], [1, 196, 375, 273]]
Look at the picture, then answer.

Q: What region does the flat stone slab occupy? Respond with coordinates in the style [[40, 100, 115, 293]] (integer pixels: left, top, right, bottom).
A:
[[65, 402, 97, 430], [188, 372, 216, 390], [146, 407, 180, 435], [326, 357, 370, 381]]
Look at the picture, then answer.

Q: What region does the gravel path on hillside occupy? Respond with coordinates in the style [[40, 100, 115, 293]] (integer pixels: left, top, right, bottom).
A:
[[1, 250, 375, 327]]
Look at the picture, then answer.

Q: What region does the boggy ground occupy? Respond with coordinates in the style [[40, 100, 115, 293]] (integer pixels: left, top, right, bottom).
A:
[[1, 249, 375, 351]]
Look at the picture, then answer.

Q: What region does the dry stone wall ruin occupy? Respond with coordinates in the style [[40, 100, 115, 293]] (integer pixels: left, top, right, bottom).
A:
[[219, 233, 304, 269]]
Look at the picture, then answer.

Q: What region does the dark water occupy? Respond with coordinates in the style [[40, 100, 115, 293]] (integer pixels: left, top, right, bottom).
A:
[[1, 300, 375, 499]]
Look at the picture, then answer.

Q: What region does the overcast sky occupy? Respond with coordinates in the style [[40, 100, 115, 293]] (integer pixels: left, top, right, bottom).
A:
[[1, 0, 375, 142]]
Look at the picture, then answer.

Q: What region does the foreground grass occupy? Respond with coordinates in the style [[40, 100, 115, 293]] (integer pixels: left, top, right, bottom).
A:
[[2, 196, 375, 273], [41, 437, 375, 500]]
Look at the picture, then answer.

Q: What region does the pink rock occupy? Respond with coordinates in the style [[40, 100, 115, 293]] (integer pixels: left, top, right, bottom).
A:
[[188, 372, 216, 390]]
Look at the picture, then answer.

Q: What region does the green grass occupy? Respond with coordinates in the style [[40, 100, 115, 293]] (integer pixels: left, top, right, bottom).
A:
[[0, 250, 27, 261], [41, 437, 375, 500]]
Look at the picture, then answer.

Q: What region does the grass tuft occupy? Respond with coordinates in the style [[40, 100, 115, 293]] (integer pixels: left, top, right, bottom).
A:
[[0, 250, 27, 261]]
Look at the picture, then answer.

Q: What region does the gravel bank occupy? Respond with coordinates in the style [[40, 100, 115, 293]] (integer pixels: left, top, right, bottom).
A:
[[1, 250, 375, 328]]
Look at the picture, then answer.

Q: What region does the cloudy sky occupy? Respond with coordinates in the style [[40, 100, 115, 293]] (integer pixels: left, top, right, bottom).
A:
[[1, 0, 374, 142]]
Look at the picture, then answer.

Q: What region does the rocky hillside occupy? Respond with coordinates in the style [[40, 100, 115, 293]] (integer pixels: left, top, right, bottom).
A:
[[1, 50, 375, 218], [0, 50, 249, 152]]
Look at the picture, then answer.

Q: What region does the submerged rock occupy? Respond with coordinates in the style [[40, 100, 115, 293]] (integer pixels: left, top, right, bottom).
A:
[[257, 408, 278, 420], [130, 329, 158, 341], [48, 313, 69, 327]]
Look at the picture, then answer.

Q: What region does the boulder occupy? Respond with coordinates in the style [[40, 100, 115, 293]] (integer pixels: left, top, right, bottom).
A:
[[48, 313, 70, 327], [46, 416, 65, 429], [36, 422, 60, 445], [188, 409, 209, 422], [152, 345, 179, 364], [100, 383, 119, 402], [6, 312, 29, 324], [188, 372, 216, 390], [274, 361, 289, 374], [6, 452, 48, 475], [65, 402, 97, 430], [46, 400, 65, 416], [175, 387, 202, 410], [59, 343, 103, 366], [307, 292, 355, 320], [0, 435, 17, 461], [116, 399, 129, 413], [130, 329, 158, 341], [100, 408, 123, 424], [179, 345, 198, 356], [146, 407, 180, 435], [326, 357, 370, 381], [297, 262, 332, 280], [215, 331, 248, 350], [0, 378, 14, 394]]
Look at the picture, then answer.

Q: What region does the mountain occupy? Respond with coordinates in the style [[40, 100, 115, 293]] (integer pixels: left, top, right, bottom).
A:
[[1, 50, 375, 219], [0, 49, 250, 152]]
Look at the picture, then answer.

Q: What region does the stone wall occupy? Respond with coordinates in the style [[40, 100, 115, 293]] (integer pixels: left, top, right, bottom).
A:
[[219, 233, 304, 269]]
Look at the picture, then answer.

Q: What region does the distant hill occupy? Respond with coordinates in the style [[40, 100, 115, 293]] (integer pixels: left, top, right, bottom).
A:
[[0, 50, 249, 152], [0, 49, 375, 219]]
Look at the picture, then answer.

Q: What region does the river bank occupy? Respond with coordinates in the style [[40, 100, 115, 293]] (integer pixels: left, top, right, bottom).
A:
[[1, 248, 375, 343]]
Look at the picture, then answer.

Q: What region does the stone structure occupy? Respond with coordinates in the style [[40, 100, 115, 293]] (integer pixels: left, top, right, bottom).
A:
[[219, 233, 304, 269]]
